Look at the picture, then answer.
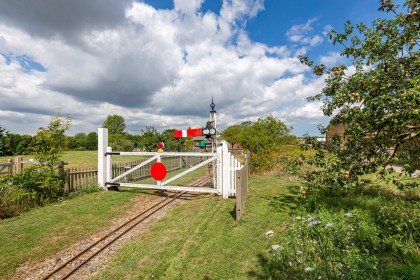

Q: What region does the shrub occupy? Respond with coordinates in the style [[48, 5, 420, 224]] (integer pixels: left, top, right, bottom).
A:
[[0, 166, 65, 218], [265, 206, 419, 279], [265, 209, 382, 279]]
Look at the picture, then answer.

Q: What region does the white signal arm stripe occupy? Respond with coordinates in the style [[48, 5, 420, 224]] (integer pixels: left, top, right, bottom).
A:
[[182, 130, 187, 137]]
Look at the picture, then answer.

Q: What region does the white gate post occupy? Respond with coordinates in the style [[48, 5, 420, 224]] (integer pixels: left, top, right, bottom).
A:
[[106, 146, 113, 184], [216, 145, 223, 195], [98, 128, 108, 191], [222, 141, 230, 199]]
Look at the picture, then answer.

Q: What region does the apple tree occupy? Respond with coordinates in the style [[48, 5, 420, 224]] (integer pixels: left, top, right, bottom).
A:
[[295, 0, 419, 189]]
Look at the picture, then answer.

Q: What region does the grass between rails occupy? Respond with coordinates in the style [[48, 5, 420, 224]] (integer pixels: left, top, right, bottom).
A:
[[0, 189, 148, 279], [93, 175, 300, 280]]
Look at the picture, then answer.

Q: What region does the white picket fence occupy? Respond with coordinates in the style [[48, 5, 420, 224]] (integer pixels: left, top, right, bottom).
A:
[[217, 139, 243, 198]]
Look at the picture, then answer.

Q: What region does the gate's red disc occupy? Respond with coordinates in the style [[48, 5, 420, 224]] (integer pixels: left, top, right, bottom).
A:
[[150, 162, 166, 180]]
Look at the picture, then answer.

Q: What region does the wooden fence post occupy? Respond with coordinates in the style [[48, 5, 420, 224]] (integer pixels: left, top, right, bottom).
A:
[[15, 156, 23, 174], [7, 159, 13, 175], [64, 169, 70, 192], [57, 161, 65, 176], [236, 170, 242, 221]]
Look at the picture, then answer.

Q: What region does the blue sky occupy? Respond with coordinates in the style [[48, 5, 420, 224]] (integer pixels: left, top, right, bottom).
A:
[[0, 0, 406, 136]]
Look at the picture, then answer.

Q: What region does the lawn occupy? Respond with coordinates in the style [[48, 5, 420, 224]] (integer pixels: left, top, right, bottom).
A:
[[93, 174, 300, 280], [1, 167, 418, 279], [0, 150, 146, 169], [0, 189, 145, 278], [0, 173, 300, 279]]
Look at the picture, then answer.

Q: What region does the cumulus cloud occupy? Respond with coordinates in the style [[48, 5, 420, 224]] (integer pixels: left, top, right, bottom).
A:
[[286, 18, 323, 47], [0, 0, 329, 136]]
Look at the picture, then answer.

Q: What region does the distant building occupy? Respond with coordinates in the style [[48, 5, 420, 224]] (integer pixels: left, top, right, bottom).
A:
[[228, 143, 243, 150], [326, 123, 346, 145]]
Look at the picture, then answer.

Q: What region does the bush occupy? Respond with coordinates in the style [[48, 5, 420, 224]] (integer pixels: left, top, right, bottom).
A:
[[0, 166, 65, 218], [265, 207, 419, 279], [265, 209, 382, 279]]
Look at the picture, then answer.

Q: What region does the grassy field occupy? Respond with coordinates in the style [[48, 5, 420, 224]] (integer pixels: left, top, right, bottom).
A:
[[94, 175, 299, 280], [0, 189, 145, 278], [1, 149, 419, 279], [0, 151, 145, 169], [0, 173, 299, 279]]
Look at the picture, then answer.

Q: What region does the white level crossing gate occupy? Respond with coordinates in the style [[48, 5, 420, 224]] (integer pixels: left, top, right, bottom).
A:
[[98, 128, 242, 198]]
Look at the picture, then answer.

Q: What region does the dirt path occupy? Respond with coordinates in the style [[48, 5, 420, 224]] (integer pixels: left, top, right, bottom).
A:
[[386, 165, 420, 177]]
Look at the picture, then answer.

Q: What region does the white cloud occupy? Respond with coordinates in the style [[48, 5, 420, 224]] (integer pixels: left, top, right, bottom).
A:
[[319, 51, 343, 67], [0, 0, 329, 136], [286, 18, 323, 47]]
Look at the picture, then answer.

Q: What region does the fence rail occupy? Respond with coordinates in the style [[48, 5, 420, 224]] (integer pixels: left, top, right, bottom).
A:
[[0, 160, 13, 176], [1, 155, 206, 192], [235, 153, 250, 221]]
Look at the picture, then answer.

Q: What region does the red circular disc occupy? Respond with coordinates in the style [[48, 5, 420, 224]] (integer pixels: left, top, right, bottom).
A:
[[150, 162, 166, 181], [157, 142, 164, 149]]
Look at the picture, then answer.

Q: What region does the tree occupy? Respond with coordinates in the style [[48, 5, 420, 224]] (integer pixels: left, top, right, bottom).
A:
[[103, 115, 126, 134], [8, 134, 34, 155], [85, 132, 98, 150], [298, 0, 419, 184], [161, 129, 190, 152], [139, 126, 160, 152], [32, 113, 72, 168], [223, 116, 297, 172], [0, 125, 11, 156]]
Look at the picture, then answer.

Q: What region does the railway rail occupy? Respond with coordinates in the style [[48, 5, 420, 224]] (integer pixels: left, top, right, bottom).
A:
[[42, 190, 188, 280], [41, 174, 214, 280]]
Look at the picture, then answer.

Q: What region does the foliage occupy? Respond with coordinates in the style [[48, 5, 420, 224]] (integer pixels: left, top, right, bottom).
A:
[[108, 133, 134, 151], [295, 0, 420, 190], [0, 127, 34, 156], [32, 113, 71, 168], [222, 116, 297, 173], [138, 126, 159, 151], [0, 113, 71, 218], [0, 126, 14, 156], [265, 206, 419, 279], [102, 114, 126, 134], [0, 166, 65, 218], [395, 136, 420, 170], [136, 127, 191, 152], [67, 132, 98, 151], [7, 134, 34, 155]]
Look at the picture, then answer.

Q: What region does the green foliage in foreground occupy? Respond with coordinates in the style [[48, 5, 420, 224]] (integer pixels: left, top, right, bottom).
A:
[[0, 166, 65, 218], [264, 185, 420, 279]]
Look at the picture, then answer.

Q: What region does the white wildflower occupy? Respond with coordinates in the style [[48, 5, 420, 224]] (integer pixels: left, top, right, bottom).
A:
[[305, 267, 315, 272], [296, 250, 303, 255], [308, 217, 316, 222], [325, 223, 334, 228], [344, 213, 353, 218], [294, 216, 302, 220], [270, 245, 282, 251], [266, 230, 274, 237], [308, 220, 321, 227]]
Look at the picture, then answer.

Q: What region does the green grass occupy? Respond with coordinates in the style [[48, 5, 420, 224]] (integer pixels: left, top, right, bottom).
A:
[[0, 189, 148, 279], [93, 174, 300, 280], [0, 151, 146, 169]]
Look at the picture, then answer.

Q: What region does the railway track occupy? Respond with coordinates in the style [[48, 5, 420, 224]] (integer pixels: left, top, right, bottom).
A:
[[42, 190, 188, 280]]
